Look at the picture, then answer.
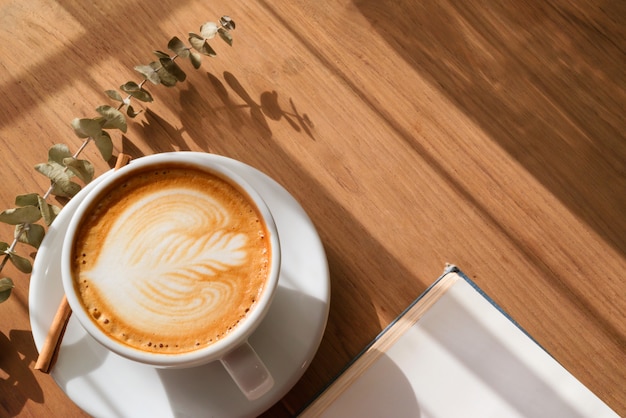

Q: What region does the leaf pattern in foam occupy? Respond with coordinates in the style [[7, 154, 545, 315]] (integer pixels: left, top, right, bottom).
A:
[[85, 188, 250, 331]]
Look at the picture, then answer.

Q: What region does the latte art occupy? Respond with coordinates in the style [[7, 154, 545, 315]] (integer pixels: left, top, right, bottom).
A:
[[72, 167, 272, 354]]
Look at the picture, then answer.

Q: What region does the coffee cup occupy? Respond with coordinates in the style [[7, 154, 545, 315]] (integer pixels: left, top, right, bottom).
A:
[[60, 152, 281, 400]]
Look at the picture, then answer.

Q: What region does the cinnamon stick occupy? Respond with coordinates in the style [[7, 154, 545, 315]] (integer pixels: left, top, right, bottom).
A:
[[34, 153, 132, 373], [34, 295, 71, 372], [114, 153, 132, 170]]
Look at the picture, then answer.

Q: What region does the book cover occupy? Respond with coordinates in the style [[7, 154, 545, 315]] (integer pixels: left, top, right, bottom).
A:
[[299, 266, 618, 417]]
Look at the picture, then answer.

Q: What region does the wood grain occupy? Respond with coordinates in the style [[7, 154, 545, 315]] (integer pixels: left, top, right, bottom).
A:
[[0, 0, 623, 416]]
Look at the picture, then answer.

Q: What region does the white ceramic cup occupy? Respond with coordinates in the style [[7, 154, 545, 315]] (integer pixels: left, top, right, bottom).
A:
[[61, 152, 281, 400]]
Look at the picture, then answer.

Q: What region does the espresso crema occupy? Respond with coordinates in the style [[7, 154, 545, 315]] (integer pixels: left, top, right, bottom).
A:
[[71, 165, 272, 354]]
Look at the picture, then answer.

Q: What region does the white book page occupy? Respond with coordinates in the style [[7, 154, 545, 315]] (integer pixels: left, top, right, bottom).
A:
[[317, 276, 617, 418]]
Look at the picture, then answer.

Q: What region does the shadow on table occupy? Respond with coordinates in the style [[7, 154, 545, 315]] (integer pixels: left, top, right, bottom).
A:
[[0, 330, 43, 417], [353, 0, 626, 257], [130, 70, 425, 407], [129, 72, 314, 156]]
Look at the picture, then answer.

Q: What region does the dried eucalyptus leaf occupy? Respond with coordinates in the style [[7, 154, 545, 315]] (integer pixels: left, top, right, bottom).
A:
[[9, 252, 32, 274], [35, 161, 74, 184], [94, 130, 113, 161], [126, 105, 143, 118], [160, 57, 186, 82], [189, 51, 202, 69], [71, 118, 102, 139], [36, 161, 81, 198], [48, 144, 72, 165], [200, 22, 218, 39], [51, 179, 81, 198], [15, 223, 45, 249], [154, 65, 178, 87], [168, 36, 189, 58], [153, 50, 170, 59], [218, 27, 233, 46], [201, 39, 216, 57], [134, 65, 161, 85], [38, 195, 58, 226], [0, 278, 14, 303], [35, 162, 57, 176], [190, 38, 216, 57], [0, 206, 42, 225], [220, 16, 235, 31], [188, 33, 216, 56], [96, 105, 128, 133], [121, 81, 141, 92], [36, 161, 80, 196], [15, 193, 39, 207], [129, 88, 153, 103], [167, 36, 184, 52], [63, 157, 95, 183], [189, 33, 204, 50], [105, 90, 124, 102], [51, 204, 62, 217], [0, 242, 9, 252]]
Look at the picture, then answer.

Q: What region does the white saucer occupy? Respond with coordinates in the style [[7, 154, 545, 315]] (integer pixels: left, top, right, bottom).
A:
[[29, 153, 330, 418]]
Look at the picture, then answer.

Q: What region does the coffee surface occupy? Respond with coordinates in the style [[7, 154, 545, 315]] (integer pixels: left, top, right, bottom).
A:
[[72, 165, 271, 354]]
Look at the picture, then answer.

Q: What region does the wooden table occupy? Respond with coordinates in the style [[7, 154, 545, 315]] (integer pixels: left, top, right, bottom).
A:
[[1, 0, 624, 416]]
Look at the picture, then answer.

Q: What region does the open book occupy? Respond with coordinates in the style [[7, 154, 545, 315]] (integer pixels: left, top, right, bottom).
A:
[[300, 266, 618, 417]]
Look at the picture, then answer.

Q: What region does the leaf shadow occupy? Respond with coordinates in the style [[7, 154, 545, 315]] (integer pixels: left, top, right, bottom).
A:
[[222, 72, 314, 140], [133, 109, 191, 154], [0, 330, 43, 416], [109, 70, 313, 167], [174, 71, 314, 151]]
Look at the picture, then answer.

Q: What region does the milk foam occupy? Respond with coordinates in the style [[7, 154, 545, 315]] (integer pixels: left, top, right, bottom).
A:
[[73, 168, 270, 353], [88, 188, 246, 324]]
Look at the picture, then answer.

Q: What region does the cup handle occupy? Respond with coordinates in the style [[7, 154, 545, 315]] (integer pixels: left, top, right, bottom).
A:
[[220, 341, 274, 401]]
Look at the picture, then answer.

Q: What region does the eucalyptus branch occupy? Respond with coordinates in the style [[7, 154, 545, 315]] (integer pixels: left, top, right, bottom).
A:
[[0, 15, 236, 303]]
